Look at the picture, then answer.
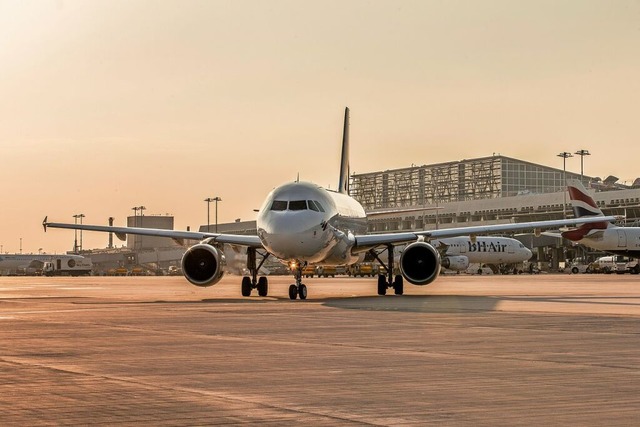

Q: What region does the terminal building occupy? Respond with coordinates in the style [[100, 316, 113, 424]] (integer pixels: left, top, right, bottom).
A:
[[350, 155, 640, 233]]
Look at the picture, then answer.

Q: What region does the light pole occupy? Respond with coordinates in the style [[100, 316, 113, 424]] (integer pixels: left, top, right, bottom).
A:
[[72, 214, 81, 253], [213, 197, 222, 233], [204, 197, 222, 232], [204, 198, 213, 232], [131, 207, 139, 226], [557, 152, 573, 219], [574, 149, 590, 183], [78, 213, 85, 252], [132, 206, 145, 250]]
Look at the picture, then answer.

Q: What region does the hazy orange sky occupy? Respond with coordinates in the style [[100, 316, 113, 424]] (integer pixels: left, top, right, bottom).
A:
[[1, 0, 639, 254]]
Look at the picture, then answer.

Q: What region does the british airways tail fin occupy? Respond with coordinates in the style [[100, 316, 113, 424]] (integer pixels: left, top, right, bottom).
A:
[[563, 179, 611, 241], [338, 107, 350, 194], [567, 179, 604, 218]]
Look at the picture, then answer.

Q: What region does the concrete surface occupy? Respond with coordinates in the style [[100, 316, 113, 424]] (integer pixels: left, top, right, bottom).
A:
[[0, 274, 639, 425]]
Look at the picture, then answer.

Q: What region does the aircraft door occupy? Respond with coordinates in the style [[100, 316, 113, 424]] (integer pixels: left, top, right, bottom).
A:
[[508, 241, 515, 254], [57, 259, 61, 270], [617, 229, 627, 248]]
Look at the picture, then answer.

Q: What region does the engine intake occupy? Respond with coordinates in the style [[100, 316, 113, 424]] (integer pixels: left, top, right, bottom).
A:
[[181, 243, 225, 287], [399, 241, 441, 285]]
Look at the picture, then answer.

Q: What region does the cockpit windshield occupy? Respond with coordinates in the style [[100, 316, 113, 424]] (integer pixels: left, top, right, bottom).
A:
[[270, 200, 288, 211], [289, 200, 308, 211], [269, 200, 326, 212]]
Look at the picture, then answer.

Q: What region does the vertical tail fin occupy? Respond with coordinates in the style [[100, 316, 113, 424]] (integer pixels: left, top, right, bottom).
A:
[[563, 179, 611, 241], [338, 107, 350, 194], [567, 179, 604, 218]]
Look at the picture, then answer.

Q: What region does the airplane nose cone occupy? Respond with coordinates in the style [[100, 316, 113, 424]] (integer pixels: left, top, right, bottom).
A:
[[525, 247, 533, 259], [258, 213, 324, 259]]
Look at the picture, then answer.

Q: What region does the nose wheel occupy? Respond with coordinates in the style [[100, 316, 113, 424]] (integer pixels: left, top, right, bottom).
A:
[[288, 283, 307, 300], [288, 262, 308, 300]]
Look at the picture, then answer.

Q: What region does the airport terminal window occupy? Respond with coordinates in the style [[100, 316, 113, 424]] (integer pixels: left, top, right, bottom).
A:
[[271, 200, 288, 211], [289, 200, 308, 211]]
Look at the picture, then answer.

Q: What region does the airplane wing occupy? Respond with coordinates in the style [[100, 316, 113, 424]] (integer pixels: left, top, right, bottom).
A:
[[42, 218, 264, 248], [353, 215, 619, 251]]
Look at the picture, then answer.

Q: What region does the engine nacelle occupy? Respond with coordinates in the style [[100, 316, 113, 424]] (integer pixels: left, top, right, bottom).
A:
[[441, 255, 470, 271], [399, 241, 441, 285], [181, 243, 225, 287]]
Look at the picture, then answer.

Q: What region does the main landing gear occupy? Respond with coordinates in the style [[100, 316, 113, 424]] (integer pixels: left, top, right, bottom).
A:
[[241, 248, 270, 297], [369, 244, 404, 296], [288, 262, 308, 300]]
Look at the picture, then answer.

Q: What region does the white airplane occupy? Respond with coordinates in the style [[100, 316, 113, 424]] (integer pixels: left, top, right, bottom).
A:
[[432, 236, 532, 271], [378, 236, 531, 273], [563, 179, 640, 260], [43, 108, 617, 299], [0, 253, 90, 276]]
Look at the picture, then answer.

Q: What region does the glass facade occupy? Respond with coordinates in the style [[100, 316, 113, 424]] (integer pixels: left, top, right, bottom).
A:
[[350, 156, 589, 211]]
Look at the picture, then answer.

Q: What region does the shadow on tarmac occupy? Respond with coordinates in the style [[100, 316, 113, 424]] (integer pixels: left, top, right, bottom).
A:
[[323, 295, 501, 313], [71, 294, 640, 314]]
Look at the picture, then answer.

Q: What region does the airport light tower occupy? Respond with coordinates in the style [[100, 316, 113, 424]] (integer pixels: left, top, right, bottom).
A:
[[557, 152, 573, 219], [72, 214, 83, 253], [204, 197, 222, 232], [78, 214, 85, 251], [574, 149, 590, 182], [131, 207, 140, 226]]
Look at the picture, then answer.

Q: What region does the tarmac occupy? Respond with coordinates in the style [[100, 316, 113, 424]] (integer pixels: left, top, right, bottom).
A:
[[0, 273, 639, 425]]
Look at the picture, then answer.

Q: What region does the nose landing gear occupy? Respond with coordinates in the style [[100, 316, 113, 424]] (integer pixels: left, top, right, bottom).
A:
[[288, 262, 308, 300]]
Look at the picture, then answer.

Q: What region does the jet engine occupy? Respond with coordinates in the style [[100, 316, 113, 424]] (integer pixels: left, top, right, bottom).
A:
[[441, 255, 469, 272], [399, 241, 441, 285], [181, 244, 225, 287]]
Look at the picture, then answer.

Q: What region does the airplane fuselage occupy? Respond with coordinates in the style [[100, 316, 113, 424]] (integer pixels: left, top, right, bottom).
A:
[[575, 227, 640, 259], [433, 236, 532, 265], [256, 182, 367, 265]]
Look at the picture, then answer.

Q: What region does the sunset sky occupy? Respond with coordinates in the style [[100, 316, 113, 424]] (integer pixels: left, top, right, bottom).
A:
[[1, 0, 639, 254]]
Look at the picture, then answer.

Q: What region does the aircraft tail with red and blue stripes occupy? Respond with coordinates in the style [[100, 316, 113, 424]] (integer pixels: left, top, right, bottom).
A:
[[562, 180, 612, 242]]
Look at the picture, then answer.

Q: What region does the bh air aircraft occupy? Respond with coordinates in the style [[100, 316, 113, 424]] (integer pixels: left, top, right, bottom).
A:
[[43, 108, 616, 300], [562, 179, 640, 259], [431, 236, 531, 272]]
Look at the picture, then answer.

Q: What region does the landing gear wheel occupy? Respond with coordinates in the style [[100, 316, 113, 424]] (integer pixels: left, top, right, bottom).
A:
[[298, 284, 308, 300], [288, 284, 298, 300], [241, 277, 252, 297], [257, 276, 268, 296], [393, 275, 404, 295], [377, 274, 387, 296]]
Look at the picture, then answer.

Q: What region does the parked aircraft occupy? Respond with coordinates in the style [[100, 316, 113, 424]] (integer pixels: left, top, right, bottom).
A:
[[43, 108, 616, 299], [433, 236, 532, 271], [563, 179, 640, 261]]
